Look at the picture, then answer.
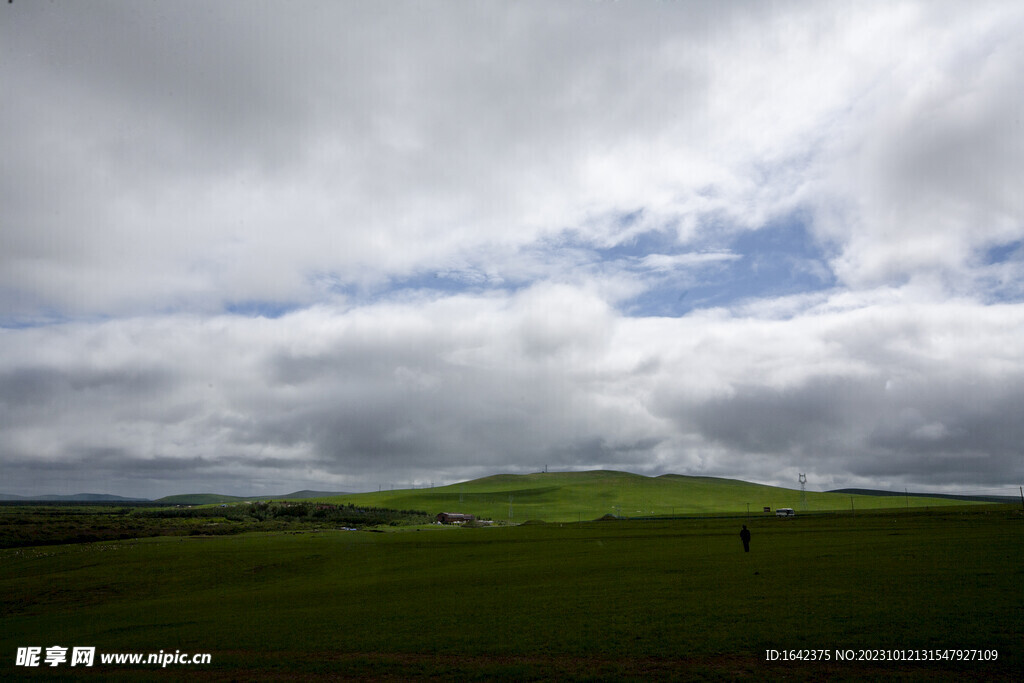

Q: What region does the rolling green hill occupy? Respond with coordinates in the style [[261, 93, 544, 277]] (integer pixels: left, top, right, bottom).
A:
[[308, 470, 983, 523], [270, 489, 350, 500]]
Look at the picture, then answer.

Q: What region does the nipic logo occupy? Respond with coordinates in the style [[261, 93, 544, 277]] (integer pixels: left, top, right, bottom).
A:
[[16, 646, 95, 667], [15, 646, 210, 668]]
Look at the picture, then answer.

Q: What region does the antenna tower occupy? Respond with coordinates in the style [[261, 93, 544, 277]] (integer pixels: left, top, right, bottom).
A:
[[799, 473, 807, 510]]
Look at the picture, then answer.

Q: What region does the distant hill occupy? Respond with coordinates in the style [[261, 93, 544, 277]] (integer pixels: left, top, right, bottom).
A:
[[309, 470, 991, 523], [155, 493, 250, 505], [154, 490, 350, 505], [0, 493, 149, 502], [270, 490, 350, 500], [828, 488, 1018, 504], [5, 474, 1002, 515], [1, 490, 350, 505]]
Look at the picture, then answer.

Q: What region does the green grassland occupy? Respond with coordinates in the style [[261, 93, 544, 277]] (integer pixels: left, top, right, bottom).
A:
[[0, 502, 432, 549], [2, 505, 1021, 681], [312, 470, 985, 523]]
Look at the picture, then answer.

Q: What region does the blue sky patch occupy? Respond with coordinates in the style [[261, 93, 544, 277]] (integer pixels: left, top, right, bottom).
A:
[[224, 301, 301, 319], [983, 239, 1023, 265], [618, 214, 837, 317], [323, 214, 840, 318]]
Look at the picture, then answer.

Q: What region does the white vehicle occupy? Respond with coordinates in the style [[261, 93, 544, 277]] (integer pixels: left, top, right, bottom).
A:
[[775, 507, 795, 518]]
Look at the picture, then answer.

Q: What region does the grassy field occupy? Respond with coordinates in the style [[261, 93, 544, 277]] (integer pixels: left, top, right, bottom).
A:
[[1, 504, 1021, 681], [0, 502, 432, 549], [313, 470, 988, 523]]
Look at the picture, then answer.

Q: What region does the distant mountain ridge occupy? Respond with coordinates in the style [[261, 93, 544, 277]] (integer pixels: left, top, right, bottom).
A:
[[827, 488, 1017, 504], [0, 490, 349, 504], [0, 493, 149, 502], [3, 474, 1011, 510], [155, 491, 350, 504]]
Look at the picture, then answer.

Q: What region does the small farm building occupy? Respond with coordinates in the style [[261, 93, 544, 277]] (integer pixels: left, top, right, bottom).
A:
[[436, 512, 476, 524]]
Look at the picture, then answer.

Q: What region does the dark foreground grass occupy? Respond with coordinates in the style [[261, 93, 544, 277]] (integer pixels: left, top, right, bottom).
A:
[[1, 506, 1021, 681]]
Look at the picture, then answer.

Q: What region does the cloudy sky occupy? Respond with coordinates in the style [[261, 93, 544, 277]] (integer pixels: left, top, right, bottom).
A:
[[2, 1, 1023, 498]]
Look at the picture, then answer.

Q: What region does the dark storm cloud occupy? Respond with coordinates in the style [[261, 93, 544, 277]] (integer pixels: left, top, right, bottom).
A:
[[684, 376, 1024, 487], [649, 300, 1024, 490], [0, 366, 174, 407], [684, 377, 864, 454], [543, 437, 665, 469], [3, 2, 319, 171]]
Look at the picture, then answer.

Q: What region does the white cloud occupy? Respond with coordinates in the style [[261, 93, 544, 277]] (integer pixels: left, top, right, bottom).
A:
[[1, 1, 1023, 496], [1, 287, 1022, 496], [809, 2, 1024, 289], [10, 0, 1001, 314], [638, 252, 741, 272]]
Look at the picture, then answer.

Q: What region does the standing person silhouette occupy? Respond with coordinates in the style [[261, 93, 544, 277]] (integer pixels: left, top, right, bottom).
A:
[[740, 525, 751, 552]]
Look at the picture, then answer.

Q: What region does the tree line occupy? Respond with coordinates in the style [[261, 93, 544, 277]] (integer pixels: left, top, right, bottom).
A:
[[133, 501, 432, 526]]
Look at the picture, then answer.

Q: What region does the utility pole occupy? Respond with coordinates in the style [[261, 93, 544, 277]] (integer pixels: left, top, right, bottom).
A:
[[1019, 486, 1023, 511]]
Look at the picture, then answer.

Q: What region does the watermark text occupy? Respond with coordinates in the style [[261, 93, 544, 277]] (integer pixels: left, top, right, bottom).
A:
[[16, 646, 211, 668], [765, 649, 999, 663]]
